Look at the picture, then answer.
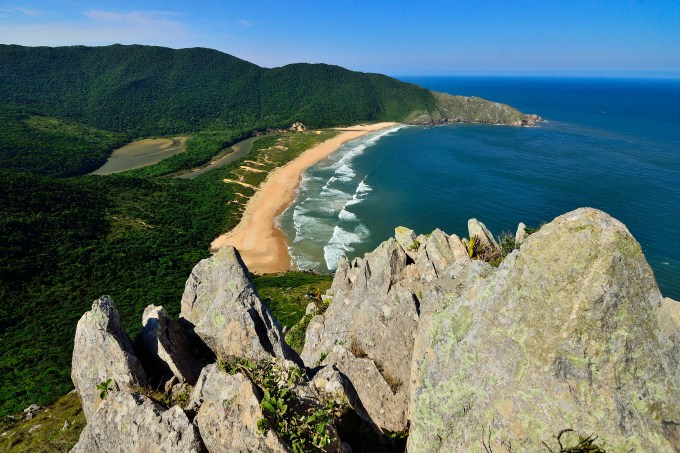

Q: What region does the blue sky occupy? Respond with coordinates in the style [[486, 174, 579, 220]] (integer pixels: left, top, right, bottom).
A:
[[1, 0, 679, 75]]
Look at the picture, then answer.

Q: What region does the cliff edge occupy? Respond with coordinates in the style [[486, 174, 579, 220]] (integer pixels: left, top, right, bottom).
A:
[[69, 208, 679, 452]]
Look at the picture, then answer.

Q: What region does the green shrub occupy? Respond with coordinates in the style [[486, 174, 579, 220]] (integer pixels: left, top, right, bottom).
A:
[[221, 357, 342, 452]]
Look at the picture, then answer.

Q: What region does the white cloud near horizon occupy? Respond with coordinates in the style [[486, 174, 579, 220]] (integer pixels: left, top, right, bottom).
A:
[[0, 9, 191, 47], [237, 18, 253, 28]]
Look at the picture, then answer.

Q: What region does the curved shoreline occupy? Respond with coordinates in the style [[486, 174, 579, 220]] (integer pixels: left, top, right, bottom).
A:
[[210, 122, 399, 274]]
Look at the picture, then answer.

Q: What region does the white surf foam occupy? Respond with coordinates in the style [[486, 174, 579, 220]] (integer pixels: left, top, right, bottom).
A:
[[323, 224, 369, 270], [338, 208, 357, 221]]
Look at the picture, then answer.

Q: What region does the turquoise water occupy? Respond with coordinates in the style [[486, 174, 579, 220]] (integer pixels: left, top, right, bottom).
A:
[[280, 77, 680, 299]]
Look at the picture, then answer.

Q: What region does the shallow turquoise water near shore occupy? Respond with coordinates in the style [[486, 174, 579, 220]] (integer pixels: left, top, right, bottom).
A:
[[281, 76, 680, 299]]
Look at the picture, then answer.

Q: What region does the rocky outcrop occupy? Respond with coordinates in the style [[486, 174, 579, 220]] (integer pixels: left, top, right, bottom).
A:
[[289, 122, 307, 132], [468, 218, 499, 252], [188, 364, 289, 452], [408, 208, 680, 451], [69, 208, 680, 452], [71, 296, 147, 422], [301, 238, 418, 432], [406, 91, 542, 127], [180, 246, 300, 366], [72, 391, 204, 453], [140, 305, 204, 386], [514, 221, 527, 245]]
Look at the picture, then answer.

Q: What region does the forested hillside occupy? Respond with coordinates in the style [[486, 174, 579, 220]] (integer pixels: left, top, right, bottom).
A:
[[0, 44, 434, 145], [0, 44, 530, 418]]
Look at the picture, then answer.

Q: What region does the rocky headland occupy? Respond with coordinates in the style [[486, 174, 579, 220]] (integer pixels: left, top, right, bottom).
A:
[[408, 91, 543, 127], [68, 208, 679, 452]]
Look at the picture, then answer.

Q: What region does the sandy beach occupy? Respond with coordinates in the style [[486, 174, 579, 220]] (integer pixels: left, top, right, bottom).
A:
[[210, 122, 399, 273]]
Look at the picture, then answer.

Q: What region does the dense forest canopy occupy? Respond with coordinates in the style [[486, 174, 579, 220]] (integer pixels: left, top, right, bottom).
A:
[[0, 44, 435, 136], [0, 44, 524, 417]]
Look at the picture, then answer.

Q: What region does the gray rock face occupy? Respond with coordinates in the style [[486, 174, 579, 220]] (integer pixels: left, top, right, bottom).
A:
[[180, 246, 300, 366], [69, 209, 680, 452], [408, 208, 680, 452], [140, 305, 203, 385], [71, 391, 204, 453], [394, 226, 417, 256], [310, 365, 356, 409], [413, 229, 468, 282], [71, 296, 147, 422], [467, 218, 499, 251], [188, 364, 289, 453], [323, 345, 407, 432], [301, 238, 417, 432]]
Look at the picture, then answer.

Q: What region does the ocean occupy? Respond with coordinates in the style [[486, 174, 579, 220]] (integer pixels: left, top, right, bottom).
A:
[[279, 76, 680, 299]]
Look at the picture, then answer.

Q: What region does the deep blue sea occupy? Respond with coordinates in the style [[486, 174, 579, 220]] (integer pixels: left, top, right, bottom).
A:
[[280, 76, 680, 299]]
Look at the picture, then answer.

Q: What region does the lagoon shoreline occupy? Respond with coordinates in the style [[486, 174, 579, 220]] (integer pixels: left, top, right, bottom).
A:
[[210, 122, 399, 273]]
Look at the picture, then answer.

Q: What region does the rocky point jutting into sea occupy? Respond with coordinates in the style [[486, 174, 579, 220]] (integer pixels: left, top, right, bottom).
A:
[[69, 208, 680, 452]]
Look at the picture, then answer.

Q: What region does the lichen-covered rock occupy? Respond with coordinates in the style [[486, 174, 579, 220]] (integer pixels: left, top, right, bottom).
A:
[[310, 365, 354, 408], [408, 208, 680, 452], [394, 226, 417, 256], [467, 218, 499, 251], [180, 246, 300, 366], [139, 305, 204, 385], [322, 345, 407, 433], [414, 229, 468, 280], [71, 391, 204, 453], [301, 239, 417, 431], [188, 364, 289, 453], [71, 296, 147, 422]]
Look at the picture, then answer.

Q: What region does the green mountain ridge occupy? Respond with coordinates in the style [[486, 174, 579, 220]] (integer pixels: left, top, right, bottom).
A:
[[0, 44, 535, 420], [0, 44, 533, 177], [0, 44, 435, 135]]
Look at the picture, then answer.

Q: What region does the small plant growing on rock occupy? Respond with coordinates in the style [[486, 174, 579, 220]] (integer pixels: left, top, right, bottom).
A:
[[408, 239, 420, 252], [96, 379, 113, 400], [349, 337, 367, 359], [375, 363, 403, 394], [542, 429, 606, 453], [222, 357, 340, 452], [468, 236, 477, 258]]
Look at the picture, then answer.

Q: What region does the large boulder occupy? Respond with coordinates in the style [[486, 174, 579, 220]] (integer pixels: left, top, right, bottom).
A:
[[71, 391, 204, 452], [408, 208, 680, 451], [139, 305, 204, 385], [71, 296, 147, 422], [188, 364, 289, 453], [180, 246, 300, 366]]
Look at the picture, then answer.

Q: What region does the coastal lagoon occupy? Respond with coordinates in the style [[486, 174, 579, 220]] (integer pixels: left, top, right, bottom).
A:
[[90, 137, 186, 175], [177, 135, 262, 179], [281, 76, 680, 299]]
